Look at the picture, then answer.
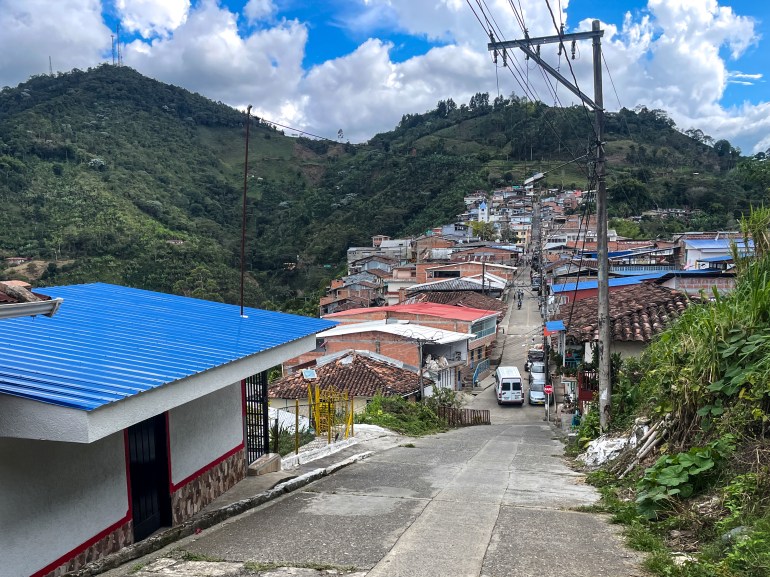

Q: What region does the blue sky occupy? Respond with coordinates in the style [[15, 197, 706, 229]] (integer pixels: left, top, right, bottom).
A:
[[2, 1, 769, 153]]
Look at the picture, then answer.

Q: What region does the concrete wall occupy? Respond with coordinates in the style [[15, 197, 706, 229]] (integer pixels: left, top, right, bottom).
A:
[[168, 382, 243, 487], [0, 433, 128, 577]]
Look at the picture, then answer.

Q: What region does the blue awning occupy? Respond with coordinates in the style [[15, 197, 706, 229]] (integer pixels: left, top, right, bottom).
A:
[[545, 320, 565, 332]]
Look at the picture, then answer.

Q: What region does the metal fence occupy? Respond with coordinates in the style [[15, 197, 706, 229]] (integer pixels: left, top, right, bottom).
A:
[[437, 406, 491, 426]]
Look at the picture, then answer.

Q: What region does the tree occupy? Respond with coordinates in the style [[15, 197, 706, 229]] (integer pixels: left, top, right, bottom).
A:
[[471, 220, 497, 241]]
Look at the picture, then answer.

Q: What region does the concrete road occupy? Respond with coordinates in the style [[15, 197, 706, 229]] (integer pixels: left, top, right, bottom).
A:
[[109, 282, 646, 577]]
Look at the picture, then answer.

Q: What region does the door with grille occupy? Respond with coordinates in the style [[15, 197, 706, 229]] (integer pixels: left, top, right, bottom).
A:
[[244, 371, 270, 464], [127, 414, 171, 541]]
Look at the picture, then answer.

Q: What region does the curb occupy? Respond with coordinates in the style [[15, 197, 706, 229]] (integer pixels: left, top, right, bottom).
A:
[[68, 451, 374, 576], [280, 436, 359, 469]]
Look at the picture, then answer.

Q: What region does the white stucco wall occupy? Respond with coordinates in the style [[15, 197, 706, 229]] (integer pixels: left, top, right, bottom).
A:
[[611, 341, 645, 358], [0, 432, 127, 577], [583, 340, 645, 362], [168, 382, 243, 486]]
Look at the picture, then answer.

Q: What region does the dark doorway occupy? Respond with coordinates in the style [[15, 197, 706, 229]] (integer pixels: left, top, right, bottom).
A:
[[244, 371, 270, 464], [127, 413, 171, 541]]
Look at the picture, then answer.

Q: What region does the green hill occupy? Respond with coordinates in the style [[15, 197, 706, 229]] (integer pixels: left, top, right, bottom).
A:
[[1, 67, 768, 311]]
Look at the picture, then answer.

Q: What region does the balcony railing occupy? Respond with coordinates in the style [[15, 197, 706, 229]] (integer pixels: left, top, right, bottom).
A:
[[472, 326, 497, 340]]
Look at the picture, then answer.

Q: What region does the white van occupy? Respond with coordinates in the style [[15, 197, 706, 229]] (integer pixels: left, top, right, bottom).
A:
[[495, 366, 524, 406]]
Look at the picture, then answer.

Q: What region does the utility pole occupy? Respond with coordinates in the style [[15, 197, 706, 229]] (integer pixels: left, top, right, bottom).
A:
[[488, 19, 611, 430]]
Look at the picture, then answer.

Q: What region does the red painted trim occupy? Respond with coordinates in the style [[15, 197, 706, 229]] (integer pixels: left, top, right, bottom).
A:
[[31, 433, 133, 577], [168, 442, 244, 493], [31, 516, 131, 577]]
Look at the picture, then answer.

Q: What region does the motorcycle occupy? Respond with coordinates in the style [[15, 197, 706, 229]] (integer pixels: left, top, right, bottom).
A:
[[517, 300, 522, 310]]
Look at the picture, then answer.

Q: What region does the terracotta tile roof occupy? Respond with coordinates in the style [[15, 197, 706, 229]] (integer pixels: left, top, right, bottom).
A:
[[0, 282, 52, 304], [558, 283, 691, 343], [368, 269, 392, 278], [404, 291, 506, 313], [269, 351, 426, 399]]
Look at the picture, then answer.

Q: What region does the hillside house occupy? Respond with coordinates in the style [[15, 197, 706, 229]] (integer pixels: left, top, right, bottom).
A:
[[556, 283, 691, 360], [269, 350, 427, 411], [0, 283, 334, 577], [385, 264, 418, 304], [449, 245, 519, 265], [319, 272, 386, 315], [323, 303, 498, 372], [419, 261, 516, 285], [678, 237, 751, 270], [316, 320, 471, 391]]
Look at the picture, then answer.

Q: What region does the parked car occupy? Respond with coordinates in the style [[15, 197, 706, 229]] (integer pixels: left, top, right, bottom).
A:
[[528, 361, 553, 405], [528, 380, 546, 405], [529, 361, 547, 387], [524, 347, 545, 371]]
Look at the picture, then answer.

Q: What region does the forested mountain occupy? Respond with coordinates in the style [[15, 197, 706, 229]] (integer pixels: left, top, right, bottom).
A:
[[1, 65, 769, 312]]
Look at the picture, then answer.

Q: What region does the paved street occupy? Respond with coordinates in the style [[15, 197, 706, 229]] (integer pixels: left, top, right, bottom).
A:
[[103, 282, 645, 577]]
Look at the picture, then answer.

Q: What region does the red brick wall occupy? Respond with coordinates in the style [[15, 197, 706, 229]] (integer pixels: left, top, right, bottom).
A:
[[324, 332, 421, 366]]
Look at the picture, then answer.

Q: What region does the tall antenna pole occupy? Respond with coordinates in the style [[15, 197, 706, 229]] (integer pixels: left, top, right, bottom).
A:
[[240, 105, 252, 317], [116, 24, 122, 66], [111, 34, 116, 65]]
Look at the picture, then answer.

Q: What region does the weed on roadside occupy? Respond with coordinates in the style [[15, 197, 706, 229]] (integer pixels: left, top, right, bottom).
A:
[[244, 561, 359, 573]]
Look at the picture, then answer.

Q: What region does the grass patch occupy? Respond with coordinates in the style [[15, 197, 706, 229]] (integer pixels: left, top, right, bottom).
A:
[[268, 421, 316, 457], [583, 464, 770, 577], [400, 442, 417, 448], [355, 394, 446, 436]]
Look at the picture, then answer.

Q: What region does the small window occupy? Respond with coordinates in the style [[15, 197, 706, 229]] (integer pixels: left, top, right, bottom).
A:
[[502, 382, 511, 391]]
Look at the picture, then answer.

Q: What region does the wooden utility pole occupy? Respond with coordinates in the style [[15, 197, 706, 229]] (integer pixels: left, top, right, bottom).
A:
[[488, 20, 611, 430]]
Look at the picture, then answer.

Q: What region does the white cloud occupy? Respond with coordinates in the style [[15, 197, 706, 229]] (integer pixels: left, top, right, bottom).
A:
[[0, 0, 111, 88], [243, 0, 276, 23], [123, 0, 307, 112], [2, 0, 769, 155], [115, 0, 190, 38], [301, 40, 494, 142]]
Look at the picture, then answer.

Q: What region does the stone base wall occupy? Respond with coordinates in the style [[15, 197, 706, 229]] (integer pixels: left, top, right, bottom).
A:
[[171, 448, 246, 524], [41, 520, 133, 577]]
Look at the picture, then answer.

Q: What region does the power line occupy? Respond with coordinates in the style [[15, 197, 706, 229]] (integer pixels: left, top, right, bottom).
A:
[[469, 2, 593, 180], [255, 116, 338, 143]]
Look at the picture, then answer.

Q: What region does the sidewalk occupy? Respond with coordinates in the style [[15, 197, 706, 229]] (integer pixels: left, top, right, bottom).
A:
[[79, 426, 406, 576]]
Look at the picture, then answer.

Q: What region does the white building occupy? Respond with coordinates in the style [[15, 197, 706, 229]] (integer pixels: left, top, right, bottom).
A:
[[0, 283, 334, 577]]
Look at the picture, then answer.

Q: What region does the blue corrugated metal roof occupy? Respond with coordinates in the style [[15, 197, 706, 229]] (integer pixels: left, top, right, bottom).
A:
[[0, 283, 336, 411], [698, 255, 734, 263], [550, 273, 666, 294]]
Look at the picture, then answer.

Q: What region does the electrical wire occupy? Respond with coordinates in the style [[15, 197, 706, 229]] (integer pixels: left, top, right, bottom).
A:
[[469, 0, 592, 180], [255, 115, 338, 143]]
